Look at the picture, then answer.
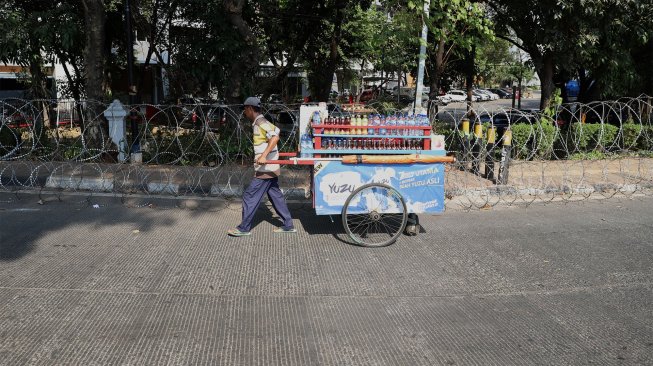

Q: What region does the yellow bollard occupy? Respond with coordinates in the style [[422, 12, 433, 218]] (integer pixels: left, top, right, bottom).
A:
[[474, 123, 483, 139], [503, 129, 512, 146], [461, 118, 470, 136], [487, 126, 496, 144]]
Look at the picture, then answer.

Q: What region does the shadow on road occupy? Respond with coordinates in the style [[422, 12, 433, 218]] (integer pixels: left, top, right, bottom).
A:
[[0, 194, 177, 261]]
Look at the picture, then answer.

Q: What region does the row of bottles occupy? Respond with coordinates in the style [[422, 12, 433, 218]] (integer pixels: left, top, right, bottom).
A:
[[322, 138, 424, 151], [314, 113, 431, 137], [301, 112, 430, 158]]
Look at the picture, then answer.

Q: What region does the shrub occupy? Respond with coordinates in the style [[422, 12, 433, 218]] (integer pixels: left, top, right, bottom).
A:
[[510, 124, 536, 159], [622, 122, 643, 150], [508, 121, 558, 160], [565, 123, 619, 153]]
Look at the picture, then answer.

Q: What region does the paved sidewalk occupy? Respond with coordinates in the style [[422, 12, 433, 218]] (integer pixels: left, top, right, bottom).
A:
[[1, 194, 652, 365]]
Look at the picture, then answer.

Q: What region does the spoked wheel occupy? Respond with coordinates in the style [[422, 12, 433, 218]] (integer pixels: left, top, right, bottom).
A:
[[342, 183, 408, 247]]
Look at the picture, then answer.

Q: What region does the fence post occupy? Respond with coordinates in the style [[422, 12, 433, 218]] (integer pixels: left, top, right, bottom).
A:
[[103, 100, 128, 163], [485, 126, 496, 182], [460, 117, 470, 171], [497, 129, 512, 185], [471, 121, 483, 175]]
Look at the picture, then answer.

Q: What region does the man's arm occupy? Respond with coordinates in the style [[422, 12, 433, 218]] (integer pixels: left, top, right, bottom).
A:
[[256, 135, 280, 165]]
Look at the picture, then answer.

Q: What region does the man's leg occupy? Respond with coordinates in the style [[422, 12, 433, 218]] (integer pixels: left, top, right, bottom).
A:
[[236, 178, 271, 232], [266, 177, 294, 230]]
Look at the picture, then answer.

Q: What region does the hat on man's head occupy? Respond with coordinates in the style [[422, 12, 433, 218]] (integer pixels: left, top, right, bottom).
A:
[[243, 97, 261, 108]]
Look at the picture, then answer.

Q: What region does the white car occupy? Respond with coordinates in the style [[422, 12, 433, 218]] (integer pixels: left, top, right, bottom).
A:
[[477, 89, 500, 100], [472, 90, 490, 101], [444, 90, 468, 102], [446, 90, 481, 102]]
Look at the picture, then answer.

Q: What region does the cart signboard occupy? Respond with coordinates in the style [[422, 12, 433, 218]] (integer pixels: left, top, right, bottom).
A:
[[313, 161, 445, 215]]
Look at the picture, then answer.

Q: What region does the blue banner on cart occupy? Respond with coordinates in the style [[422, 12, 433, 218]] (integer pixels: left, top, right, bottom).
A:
[[313, 161, 445, 215]]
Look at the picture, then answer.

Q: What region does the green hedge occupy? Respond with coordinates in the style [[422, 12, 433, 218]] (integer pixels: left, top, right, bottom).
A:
[[564, 123, 619, 153], [622, 123, 653, 151], [510, 121, 558, 160]]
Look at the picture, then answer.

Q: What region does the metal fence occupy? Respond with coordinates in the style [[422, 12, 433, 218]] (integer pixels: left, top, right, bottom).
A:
[[1, 96, 652, 210]]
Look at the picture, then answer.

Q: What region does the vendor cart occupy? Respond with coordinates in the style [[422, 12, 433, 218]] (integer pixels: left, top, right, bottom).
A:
[[268, 104, 454, 247]]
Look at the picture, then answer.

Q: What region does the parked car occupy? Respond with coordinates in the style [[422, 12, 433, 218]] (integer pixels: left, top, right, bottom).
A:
[[477, 89, 500, 100], [443, 90, 468, 102], [358, 89, 379, 103], [432, 95, 450, 106], [487, 88, 512, 99], [472, 90, 490, 101]]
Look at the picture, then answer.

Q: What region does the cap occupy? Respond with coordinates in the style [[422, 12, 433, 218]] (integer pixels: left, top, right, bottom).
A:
[[243, 97, 261, 108]]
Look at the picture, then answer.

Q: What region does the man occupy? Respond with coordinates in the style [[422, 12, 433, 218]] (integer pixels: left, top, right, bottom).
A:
[[227, 97, 297, 236]]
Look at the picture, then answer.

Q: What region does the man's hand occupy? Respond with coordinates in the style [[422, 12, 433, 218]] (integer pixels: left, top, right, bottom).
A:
[[256, 155, 267, 165]]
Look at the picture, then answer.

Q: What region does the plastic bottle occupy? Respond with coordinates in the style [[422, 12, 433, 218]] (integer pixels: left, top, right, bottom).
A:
[[387, 114, 396, 136], [312, 111, 321, 126], [379, 115, 387, 136], [407, 114, 416, 136], [300, 134, 313, 158], [370, 114, 379, 135], [396, 114, 405, 136]]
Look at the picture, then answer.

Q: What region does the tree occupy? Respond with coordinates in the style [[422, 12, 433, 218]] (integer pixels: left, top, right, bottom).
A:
[[486, 0, 565, 109], [131, 0, 181, 102], [422, 0, 494, 102], [300, 0, 373, 102], [488, 0, 653, 108]]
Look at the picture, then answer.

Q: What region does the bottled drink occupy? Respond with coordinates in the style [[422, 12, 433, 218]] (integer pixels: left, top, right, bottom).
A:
[[396, 114, 405, 136], [300, 134, 313, 158], [407, 114, 416, 136], [387, 115, 396, 136], [379, 115, 387, 136], [312, 111, 321, 126], [369, 114, 378, 135]]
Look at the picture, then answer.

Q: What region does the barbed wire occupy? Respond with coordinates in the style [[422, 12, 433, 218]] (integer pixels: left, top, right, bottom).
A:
[[1, 96, 652, 211]]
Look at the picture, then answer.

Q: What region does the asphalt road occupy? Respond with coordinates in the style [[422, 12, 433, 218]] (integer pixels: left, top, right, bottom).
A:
[[0, 193, 652, 365]]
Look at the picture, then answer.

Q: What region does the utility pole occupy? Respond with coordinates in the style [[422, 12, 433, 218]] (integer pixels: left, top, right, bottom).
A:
[[413, 0, 430, 115], [125, 0, 140, 161]]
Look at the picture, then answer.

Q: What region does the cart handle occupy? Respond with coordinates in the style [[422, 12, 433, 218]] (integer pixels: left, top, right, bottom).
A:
[[341, 154, 456, 165], [264, 158, 316, 165]]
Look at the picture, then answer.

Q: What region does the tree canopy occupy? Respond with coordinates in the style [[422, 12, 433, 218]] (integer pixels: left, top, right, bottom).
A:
[[0, 0, 650, 109]]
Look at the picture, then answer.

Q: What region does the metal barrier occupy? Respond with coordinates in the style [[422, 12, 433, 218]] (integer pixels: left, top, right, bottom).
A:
[[1, 96, 652, 210]]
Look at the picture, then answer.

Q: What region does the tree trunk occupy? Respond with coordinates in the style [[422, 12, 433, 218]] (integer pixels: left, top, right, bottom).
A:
[[261, 54, 298, 99], [428, 39, 445, 100], [80, 0, 108, 150], [307, 5, 345, 102], [539, 53, 555, 110], [224, 0, 258, 104], [466, 46, 475, 116]]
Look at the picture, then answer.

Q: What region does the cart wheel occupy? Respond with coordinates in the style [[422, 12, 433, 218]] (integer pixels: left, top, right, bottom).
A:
[[342, 183, 408, 247]]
